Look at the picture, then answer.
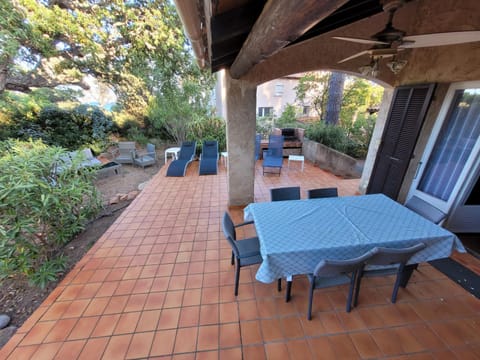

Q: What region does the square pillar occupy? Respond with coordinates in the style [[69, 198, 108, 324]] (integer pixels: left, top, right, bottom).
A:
[[225, 72, 257, 205]]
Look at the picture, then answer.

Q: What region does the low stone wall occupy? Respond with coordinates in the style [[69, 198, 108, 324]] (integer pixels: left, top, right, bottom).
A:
[[303, 138, 362, 178]]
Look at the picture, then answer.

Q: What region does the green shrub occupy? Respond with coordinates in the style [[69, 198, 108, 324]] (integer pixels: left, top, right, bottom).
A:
[[188, 116, 226, 152], [305, 122, 364, 158], [18, 104, 114, 151], [276, 104, 298, 128], [0, 140, 101, 288]]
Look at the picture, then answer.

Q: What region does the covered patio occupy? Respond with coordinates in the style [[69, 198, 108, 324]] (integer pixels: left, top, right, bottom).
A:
[[1, 160, 479, 359]]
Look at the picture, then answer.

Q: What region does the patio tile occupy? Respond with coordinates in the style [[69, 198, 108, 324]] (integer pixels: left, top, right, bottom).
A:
[[125, 331, 155, 359], [102, 334, 132, 359], [3, 161, 480, 359], [77, 337, 109, 360]]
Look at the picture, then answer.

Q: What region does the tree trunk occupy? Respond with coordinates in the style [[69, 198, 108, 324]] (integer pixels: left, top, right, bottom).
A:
[[0, 61, 9, 94], [325, 72, 345, 125]]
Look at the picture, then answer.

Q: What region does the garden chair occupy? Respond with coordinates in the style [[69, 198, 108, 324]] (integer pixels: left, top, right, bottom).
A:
[[222, 212, 263, 296], [255, 134, 261, 161], [297, 249, 377, 320], [353, 242, 427, 305], [222, 212, 282, 295], [270, 186, 301, 201], [166, 141, 196, 177], [113, 141, 136, 164], [199, 140, 219, 175], [405, 196, 446, 224], [132, 143, 157, 169], [307, 187, 338, 199], [262, 134, 284, 175]]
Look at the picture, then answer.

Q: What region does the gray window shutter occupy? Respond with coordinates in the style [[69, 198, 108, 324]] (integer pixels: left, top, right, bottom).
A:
[[367, 84, 436, 199]]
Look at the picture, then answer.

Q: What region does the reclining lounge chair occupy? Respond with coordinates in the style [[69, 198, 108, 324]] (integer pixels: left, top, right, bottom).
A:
[[166, 141, 196, 177], [262, 134, 284, 175], [199, 140, 219, 175]]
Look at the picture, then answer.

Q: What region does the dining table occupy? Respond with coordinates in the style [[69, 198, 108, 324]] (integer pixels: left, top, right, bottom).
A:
[[243, 194, 466, 291]]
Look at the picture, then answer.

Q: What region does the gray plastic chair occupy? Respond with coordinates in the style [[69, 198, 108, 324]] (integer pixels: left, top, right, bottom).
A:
[[307, 187, 338, 199], [132, 143, 157, 169], [222, 212, 262, 296], [405, 196, 446, 224], [354, 242, 427, 305], [302, 250, 377, 320], [270, 186, 301, 201], [113, 141, 136, 164]]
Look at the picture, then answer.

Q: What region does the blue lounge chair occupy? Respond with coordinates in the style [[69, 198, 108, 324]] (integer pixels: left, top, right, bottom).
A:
[[199, 140, 219, 175], [255, 134, 261, 161], [166, 141, 196, 177], [262, 134, 284, 175]]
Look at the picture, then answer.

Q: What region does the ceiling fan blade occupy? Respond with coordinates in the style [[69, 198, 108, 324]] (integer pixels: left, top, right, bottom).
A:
[[333, 36, 388, 45], [338, 50, 370, 63], [399, 31, 480, 48]]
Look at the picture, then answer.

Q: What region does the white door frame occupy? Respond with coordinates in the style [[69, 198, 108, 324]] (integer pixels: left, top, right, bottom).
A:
[[407, 80, 480, 215]]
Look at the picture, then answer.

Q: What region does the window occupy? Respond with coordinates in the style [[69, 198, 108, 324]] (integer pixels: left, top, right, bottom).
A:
[[274, 84, 284, 96], [258, 107, 273, 117]]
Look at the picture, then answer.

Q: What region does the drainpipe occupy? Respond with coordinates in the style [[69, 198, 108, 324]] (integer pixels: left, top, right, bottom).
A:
[[174, 0, 207, 69]]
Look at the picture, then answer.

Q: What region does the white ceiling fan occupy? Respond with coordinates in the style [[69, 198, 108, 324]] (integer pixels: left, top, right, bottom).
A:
[[334, 0, 480, 73]]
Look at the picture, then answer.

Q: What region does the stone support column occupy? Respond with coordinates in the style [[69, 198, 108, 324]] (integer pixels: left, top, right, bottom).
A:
[[225, 71, 257, 205]]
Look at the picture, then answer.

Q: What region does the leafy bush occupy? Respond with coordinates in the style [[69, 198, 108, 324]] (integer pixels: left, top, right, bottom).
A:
[[30, 105, 113, 151], [276, 104, 297, 128], [188, 116, 226, 153], [305, 122, 364, 158], [256, 116, 275, 139], [0, 140, 101, 287]]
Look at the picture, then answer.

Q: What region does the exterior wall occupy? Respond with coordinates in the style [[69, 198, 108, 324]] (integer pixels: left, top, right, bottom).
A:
[[256, 76, 310, 117]]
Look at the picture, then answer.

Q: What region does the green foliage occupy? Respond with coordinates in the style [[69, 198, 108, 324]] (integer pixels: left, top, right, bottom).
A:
[[14, 105, 114, 151], [0, 140, 101, 288], [295, 72, 331, 119], [189, 116, 226, 152], [340, 78, 384, 129], [147, 69, 215, 143], [276, 104, 298, 128], [256, 116, 275, 139], [305, 122, 365, 159]]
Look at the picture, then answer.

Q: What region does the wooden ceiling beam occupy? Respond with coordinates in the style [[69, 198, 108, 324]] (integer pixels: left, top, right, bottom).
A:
[[229, 0, 350, 79]]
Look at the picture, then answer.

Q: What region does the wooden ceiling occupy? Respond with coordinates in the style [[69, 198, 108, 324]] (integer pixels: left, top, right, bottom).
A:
[[210, 0, 385, 73]]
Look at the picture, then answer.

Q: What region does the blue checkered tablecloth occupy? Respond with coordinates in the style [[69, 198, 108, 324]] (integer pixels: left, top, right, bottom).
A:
[[244, 194, 466, 283]]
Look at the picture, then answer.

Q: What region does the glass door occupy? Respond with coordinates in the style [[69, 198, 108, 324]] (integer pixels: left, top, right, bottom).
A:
[[409, 82, 480, 228]]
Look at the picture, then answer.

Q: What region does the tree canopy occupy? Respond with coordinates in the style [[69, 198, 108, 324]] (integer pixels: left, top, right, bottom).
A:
[[1, 0, 209, 118]]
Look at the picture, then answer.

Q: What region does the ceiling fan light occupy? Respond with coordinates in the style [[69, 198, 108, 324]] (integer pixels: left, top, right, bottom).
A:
[[386, 59, 407, 74]]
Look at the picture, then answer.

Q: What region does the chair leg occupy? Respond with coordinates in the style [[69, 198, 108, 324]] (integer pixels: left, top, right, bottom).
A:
[[353, 269, 363, 307], [285, 280, 292, 302], [277, 278, 281, 292], [234, 262, 240, 296], [307, 277, 316, 320], [391, 264, 406, 303], [231, 251, 234, 266], [346, 272, 357, 312]]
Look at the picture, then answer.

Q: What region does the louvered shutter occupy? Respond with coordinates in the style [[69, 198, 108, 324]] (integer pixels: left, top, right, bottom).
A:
[[367, 84, 436, 199]]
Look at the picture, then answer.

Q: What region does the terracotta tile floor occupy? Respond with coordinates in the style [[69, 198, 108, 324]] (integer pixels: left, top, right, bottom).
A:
[[2, 160, 479, 359]]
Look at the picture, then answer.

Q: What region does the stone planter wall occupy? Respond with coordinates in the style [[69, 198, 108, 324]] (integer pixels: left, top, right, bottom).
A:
[[302, 138, 362, 178]]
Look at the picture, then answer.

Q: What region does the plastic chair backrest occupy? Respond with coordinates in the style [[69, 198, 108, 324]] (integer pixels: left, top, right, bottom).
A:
[[365, 243, 426, 266], [405, 196, 446, 224], [222, 212, 239, 258], [255, 134, 261, 161], [270, 186, 301, 201], [307, 187, 338, 199], [314, 249, 377, 277]]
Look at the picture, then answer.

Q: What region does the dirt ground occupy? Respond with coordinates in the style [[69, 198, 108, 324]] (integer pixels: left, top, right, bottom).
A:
[[0, 155, 165, 348]]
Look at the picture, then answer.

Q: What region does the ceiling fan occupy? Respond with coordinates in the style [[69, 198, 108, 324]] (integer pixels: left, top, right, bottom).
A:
[[334, 0, 480, 75]]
